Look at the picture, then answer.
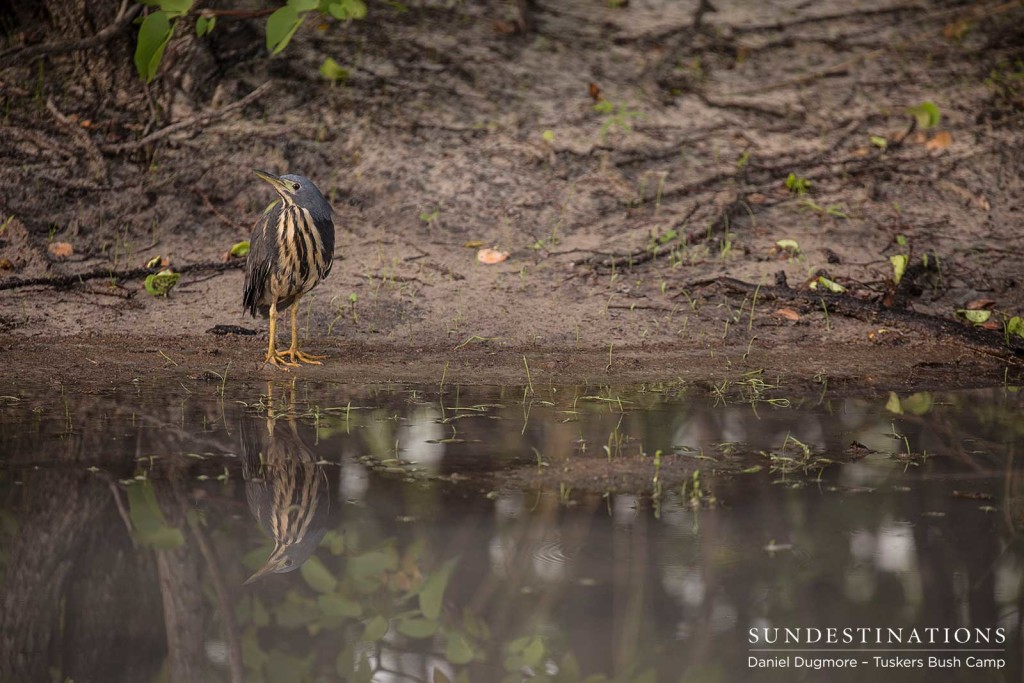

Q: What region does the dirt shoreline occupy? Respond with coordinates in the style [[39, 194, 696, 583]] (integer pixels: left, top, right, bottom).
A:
[[2, 1, 1023, 397], [2, 333, 1016, 396]]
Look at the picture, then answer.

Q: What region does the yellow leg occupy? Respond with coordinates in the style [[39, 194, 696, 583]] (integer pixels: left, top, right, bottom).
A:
[[281, 298, 325, 365], [264, 302, 298, 369]]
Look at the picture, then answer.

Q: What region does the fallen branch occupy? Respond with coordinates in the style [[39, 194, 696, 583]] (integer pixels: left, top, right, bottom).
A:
[[100, 83, 273, 153], [0, 260, 244, 292], [716, 275, 1024, 363]]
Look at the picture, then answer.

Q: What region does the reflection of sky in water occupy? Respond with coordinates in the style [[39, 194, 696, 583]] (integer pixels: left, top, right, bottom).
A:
[[1, 385, 1023, 682]]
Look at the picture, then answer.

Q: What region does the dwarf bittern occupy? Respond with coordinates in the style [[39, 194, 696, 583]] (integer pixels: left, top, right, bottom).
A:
[[243, 170, 335, 368], [241, 389, 330, 584]]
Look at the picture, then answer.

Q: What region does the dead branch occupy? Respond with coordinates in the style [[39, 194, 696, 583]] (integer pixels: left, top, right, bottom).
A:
[[100, 83, 273, 154], [0, 260, 244, 292], [716, 275, 1024, 363]]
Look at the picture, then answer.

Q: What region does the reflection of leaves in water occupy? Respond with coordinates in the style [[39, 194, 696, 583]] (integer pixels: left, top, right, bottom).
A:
[[299, 555, 337, 594], [419, 557, 456, 620], [126, 481, 184, 549]]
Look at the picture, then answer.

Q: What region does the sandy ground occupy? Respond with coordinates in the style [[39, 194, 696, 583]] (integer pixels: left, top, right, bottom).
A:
[[1, 0, 1023, 390]]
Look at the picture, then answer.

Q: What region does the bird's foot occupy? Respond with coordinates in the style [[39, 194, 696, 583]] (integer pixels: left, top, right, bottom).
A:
[[264, 351, 300, 370], [281, 348, 324, 365]]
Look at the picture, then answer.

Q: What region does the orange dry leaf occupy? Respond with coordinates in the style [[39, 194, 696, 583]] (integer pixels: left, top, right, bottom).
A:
[[588, 82, 603, 102], [925, 131, 952, 151], [477, 248, 509, 264], [965, 299, 996, 310], [47, 242, 73, 260], [746, 192, 767, 205], [773, 308, 801, 321]]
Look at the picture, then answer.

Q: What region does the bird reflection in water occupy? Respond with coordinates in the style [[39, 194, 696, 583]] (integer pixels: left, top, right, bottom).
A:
[[241, 383, 330, 584]]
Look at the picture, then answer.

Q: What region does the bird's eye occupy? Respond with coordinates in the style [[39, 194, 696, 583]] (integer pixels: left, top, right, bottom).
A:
[[284, 558, 293, 567], [292, 182, 301, 192]]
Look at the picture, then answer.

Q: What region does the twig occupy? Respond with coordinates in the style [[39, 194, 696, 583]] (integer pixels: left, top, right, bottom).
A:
[[100, 83, 273, 153], [0, 0, 141, 66], [0, 260, 244, 291]]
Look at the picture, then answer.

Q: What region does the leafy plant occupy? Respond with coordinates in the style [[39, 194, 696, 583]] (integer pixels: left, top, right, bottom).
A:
[[144, 268, 181, 296], [908, 100, 941, 129], [594, 99, 640, 140], [785, 173, 811, 195], [133, 0, 366, 82]]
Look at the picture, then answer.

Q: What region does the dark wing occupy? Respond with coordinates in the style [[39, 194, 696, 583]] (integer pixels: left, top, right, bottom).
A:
[[242, 206, 281, 317], [240, 415, 272, 532]]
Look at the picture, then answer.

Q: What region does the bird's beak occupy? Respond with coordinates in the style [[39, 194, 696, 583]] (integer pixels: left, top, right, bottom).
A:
[[254, 169, 291, 195], [243, 559, 278, 586]]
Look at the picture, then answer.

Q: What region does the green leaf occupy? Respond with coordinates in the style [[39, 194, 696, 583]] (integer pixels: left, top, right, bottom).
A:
[[885, 391, 902, 414], [300, 556, 337, 593], [159, 0, 193, 17], [890, 254, 908, 285], [328, 0, 367, 19], [445, 632, 474, 665], [593, 100, 614, 114], [266, 5, 304, 55], [522, 636, 545, 668], [144, 269, 180, 296], [195, 15, 215, 37], [317, 594, 362, 618], [869, 135, 888, 149], [902, 392, 933, 416], [398, 617, 439, 639], [289, 0, 320, 10], [908, 100, 941, 129], [775, 238, 800, 254], [362, 615, 389, 642], [542, 129, 555, 143], [813, 275, 845, 294], [1008, 316, 1024, 338], [419, 559, 456, 620], [134, 11, 173, 83], [319, 57, 350, 83], [126, 482, 185, 549], [348, 548, 398, 581], [230, 240, 250, 257], [959, 309, 991, 325]]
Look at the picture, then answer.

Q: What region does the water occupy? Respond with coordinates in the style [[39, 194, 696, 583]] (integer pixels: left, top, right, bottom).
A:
[[1, 381, 1023, 682]]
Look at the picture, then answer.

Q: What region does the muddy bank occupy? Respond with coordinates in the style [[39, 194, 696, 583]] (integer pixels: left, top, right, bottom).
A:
[[1, 0, 1023, 391]]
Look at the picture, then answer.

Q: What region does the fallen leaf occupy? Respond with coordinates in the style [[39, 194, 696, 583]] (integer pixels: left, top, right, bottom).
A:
[[477, 248, 509, 264], [588, 82, 603, 102], [746, 192, 766, 204], [492, 20, 518, 34], [925, 131, 952, 151], [773, 308, 801, 321], [0, 258, 13, 270], [965, 298, 996, 310], [80, 119, 92, 128], [463, 240, 485, 248], [981, 319, 1001, 330], [47, 242, 73, 260]]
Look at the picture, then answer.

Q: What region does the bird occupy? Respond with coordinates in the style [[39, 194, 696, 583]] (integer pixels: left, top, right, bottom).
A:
[[243, 170, 335, 368], [241, 386, 330, 584]]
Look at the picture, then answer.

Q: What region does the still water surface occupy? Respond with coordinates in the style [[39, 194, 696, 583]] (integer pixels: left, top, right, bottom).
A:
[[0, 381, 1022, 682]]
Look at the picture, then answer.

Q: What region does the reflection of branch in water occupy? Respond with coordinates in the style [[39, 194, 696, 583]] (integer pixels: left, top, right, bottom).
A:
[[241, 383, 330, 584]]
